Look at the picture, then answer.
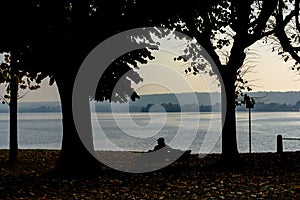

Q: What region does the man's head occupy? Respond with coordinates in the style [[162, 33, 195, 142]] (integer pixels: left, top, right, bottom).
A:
[[157, 137, 165, 145]]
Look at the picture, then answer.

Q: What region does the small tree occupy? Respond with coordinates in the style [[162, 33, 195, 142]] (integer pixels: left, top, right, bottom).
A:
[[0, 53, 44, 162]]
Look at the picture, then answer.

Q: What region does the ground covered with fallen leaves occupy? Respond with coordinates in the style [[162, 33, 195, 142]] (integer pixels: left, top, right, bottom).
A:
[[0, 150, 299, 199]]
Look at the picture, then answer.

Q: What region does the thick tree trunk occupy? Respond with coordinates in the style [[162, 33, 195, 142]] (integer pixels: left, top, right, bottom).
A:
[[9, 80, 18, 162], [219, 69, 244, 169], [48, 76, 102, 177]]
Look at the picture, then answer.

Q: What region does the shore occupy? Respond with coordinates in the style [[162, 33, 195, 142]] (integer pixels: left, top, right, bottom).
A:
[[0, 149, 299, 199]]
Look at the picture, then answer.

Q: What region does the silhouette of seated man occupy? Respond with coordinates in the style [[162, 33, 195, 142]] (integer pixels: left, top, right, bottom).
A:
[[148, 137, 172, 152], [153, 137, 167, 151], [146, 137, 191, 166]]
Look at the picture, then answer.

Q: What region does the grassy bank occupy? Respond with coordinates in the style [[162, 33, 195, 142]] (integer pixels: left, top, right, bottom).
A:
[[0, 149, 299, 199]]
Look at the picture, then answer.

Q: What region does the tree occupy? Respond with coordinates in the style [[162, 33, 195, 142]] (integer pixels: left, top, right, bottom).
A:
[[147, 0, 287, 168], [0, 56, 44, 163], [0, 0, 159, 176]]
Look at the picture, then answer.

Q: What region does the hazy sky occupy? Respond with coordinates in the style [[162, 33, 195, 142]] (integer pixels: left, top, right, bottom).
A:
[[243, 41, 300, 92], [1, 38, 299, 102], [18, 48, 300, 102]]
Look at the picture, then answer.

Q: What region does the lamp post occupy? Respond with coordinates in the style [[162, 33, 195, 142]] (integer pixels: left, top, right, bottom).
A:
[[244, 94, 255, 153]]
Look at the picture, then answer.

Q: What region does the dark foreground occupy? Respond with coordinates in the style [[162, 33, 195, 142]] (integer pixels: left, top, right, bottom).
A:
[[0, 150, 299, 199]]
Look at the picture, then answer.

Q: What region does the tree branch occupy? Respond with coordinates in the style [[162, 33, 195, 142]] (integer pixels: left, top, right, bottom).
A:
[[251, 0, 279, 35], [274, 0, 300, 64], [295, 0, 300, 31], [249, 0, 296, 45]]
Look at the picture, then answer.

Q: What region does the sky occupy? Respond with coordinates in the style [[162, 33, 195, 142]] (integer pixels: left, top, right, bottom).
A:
[[132, 40, 300, 95], [242, 41, 300, 92], [0, 37, 299, 102]]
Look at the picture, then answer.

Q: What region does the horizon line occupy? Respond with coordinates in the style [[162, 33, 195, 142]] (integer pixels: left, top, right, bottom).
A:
[[17, 90, 300, 103]]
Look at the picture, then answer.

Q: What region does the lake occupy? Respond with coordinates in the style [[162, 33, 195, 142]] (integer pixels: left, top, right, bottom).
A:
[[0, 112, 299, 153]]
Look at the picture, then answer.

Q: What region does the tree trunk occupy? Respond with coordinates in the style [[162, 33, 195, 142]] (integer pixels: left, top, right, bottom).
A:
[[9, 80, 18, 162], [219, 69, 244, 169], [48, 76, 102, 177]]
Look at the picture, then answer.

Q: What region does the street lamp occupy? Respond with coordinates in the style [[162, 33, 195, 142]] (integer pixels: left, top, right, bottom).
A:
[[244, 94, 255, 153]]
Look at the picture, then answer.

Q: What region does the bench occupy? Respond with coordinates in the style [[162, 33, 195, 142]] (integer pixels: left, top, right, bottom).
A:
[[136, 149, 192, 170]]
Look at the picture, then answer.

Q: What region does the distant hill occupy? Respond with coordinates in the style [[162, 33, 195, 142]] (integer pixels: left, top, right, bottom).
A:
[[129, 92, 221, 106], [0, 101, 61, 113], [94, 91, 300, 112], [245, 91, 300, 105], [129, 91, 300, 106], [0, 91, 299, 113]]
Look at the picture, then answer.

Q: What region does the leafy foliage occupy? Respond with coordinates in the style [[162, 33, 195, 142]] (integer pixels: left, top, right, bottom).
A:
[[95, 49, 155, 103], [0, 53, 43, 104], [166, 0, 282, 94]]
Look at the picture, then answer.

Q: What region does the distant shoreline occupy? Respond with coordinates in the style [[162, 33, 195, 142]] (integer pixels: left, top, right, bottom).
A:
[[1, 90, 300, 112]]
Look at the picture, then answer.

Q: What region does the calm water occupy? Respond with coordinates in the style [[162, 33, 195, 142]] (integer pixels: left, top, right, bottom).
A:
[[0, 112, 299, 153]]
